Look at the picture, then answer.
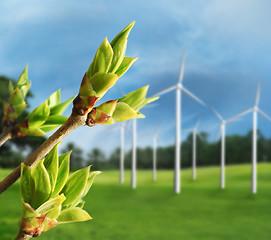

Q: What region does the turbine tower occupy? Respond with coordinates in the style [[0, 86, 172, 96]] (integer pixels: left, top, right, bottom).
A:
[[229, 82, 271, 193], [142, 124, 161, 181], [119, 122, 130, 184], [152, 50, 206, 193], [131, 119, 137, 189], [182, 116, 203, 180], [211, 107, 241, 189]]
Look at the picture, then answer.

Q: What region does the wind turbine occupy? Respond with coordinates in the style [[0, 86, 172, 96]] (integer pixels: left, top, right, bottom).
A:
[[182, 116, 203, 180], [152, 50, 206, 193], [141, 123, 161, 181], [119, 122, 130, 184], [229, 81, 271, 193], [210, 107, 242, 189], [131, 118, 137, 189]]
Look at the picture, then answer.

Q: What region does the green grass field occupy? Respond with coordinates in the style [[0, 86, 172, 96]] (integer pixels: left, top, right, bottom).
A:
[[1, 163, 271, 240]]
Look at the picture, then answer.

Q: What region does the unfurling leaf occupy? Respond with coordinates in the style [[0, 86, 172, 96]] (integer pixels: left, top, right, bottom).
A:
[[88, 38, 113, 77], [44, 143, 59, 193], [57, 208, 92, 223], [28, 100, 50, 128], [115, 57, 138, 77], [20, 164, 33, 204], [109, 22, 135, 73], [31, 160, 51, 209], [36, 194, 66, 215], [49, 95, 76, 115], [61, 166, 90, 207], [90, 73, 118, 98], [47, 90, 61, 107], [51, 151, 71, 197]]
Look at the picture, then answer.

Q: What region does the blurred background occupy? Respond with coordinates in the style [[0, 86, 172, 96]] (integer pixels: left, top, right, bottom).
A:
[[1, 0, 271, 239]]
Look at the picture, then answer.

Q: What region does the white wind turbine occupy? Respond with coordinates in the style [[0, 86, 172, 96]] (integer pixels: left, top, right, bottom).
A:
[[152, 50, 206, 193], [142, 124, 161, 181], [210, 107, 242, 189], [119, 122, 130, 184], [228, 82, 271, 193], [131, 118, 137, 189], [182, 116, 203, 180]]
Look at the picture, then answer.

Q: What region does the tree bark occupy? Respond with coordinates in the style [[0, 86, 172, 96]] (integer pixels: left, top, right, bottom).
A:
[[0, 126, 12, 147], [14, 230, 31, 240], [0, 109, 87, 194]]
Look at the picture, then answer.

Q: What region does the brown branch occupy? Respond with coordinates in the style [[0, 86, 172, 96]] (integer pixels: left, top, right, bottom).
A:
[[14, 230, 31, 240], [0, 126, 12, 147], [0, 109, 87, 194]]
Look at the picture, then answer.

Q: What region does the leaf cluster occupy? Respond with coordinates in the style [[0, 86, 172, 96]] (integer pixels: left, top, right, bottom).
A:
[[20, 143, 100, 237]]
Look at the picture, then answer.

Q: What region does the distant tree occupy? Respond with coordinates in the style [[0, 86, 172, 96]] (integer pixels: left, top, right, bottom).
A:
[[61, 142, 84, 171], [87, 148, 107, 170]]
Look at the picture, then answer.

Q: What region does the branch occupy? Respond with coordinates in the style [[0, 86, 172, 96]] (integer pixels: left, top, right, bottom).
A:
[[0, 126, 12, 147], [14, 230, 31, 240], [0, 109, 87, 194]]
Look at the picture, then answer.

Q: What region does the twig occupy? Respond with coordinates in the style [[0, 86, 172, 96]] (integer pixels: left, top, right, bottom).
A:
[[0, 126, 12, 147], [0, 109, 87, 194], [14, 230, 31, 240]]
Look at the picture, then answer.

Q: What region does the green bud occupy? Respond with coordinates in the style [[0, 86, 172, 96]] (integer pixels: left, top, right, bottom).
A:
[[19, 143, 100, 237], [115, 57, 138, 77], [87, 38, 113, 77], [57, 207, 92, 223], [87, 100, 117, 126], [109, 22, 135, 73], [3, 66, 31, 124]]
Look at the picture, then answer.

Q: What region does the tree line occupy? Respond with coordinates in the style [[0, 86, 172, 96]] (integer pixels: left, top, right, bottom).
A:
[[1, 128, 270, 170], [1, 75, 271, 170]]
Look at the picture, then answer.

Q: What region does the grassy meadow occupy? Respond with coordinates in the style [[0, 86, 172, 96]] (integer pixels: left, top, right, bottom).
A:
[[0, 163, 271, 240]]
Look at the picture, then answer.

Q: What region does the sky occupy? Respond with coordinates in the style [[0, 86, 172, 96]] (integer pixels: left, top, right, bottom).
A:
[[1, 0, 271, 156]]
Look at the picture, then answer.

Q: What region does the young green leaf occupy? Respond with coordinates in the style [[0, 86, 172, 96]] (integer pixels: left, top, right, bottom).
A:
[[20, 164, 32, 204], [36, 194, 66, 215], [51, 151, 71, 197], [112, 102, 138, 122], [21, 127, 46, 136], [115, 57, 138, 78], [109, 22, 135, 73], [45, 206, 62, 220], [17, 65, 28, 87], [31, 160, 51, 209], [119, 86, 148, 109], [91, 38, 114, 75], [90, 72, 118, 97], [28, 100, 50, 128], [44, 143, 59, 193], [82, 171, 102, 198], [61, 166, 90, 207], [49, 95, 76, 115], [22, 201, 39, 218], [47, 90, 61, 107], [57, 208, 92, 223]]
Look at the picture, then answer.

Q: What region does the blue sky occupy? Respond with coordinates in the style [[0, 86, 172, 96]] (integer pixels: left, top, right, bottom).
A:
[[1, 0, 271, 155]]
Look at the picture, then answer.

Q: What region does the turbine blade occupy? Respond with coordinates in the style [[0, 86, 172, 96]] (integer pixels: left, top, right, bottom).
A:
[[182, 87, 206, 106], [215, 126, 222, 142], [154, 122, 162, 134], [197, 133, 206, 143], [151, 85, 176, 97], [255, 81, 261, 107], [182, 127, 194, 132], [229, 108, 253, 120], [226, 117, 241, 124], [116, 86, 125, 97], [178, 50, 186, 84], [210, 106, 223, 122], [195, 116, 201, 128], [258, 109, 271, 122]]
